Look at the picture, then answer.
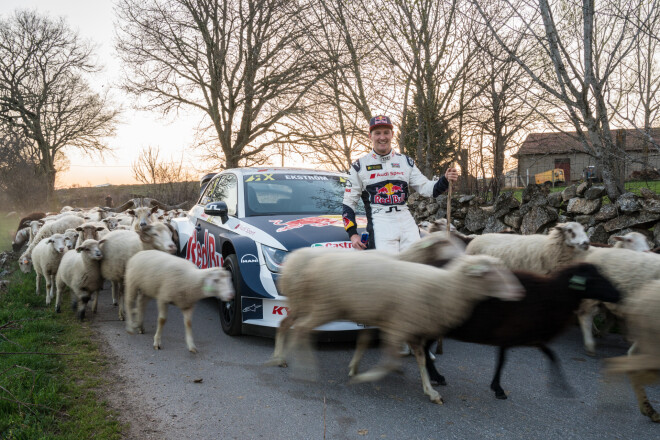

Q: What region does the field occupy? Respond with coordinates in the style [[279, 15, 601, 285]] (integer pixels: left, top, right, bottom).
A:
[[0, 213, 124, 438]]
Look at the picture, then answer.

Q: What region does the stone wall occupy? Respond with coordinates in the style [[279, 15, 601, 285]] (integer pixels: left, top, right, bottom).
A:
[[409, 182, 660, 247]]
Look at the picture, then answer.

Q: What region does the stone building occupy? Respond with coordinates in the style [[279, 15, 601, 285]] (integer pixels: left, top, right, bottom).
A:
[[514, 128, 660, 185]]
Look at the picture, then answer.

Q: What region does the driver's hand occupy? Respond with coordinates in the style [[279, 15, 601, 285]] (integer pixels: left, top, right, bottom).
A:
[[351, 234, 367, 250]]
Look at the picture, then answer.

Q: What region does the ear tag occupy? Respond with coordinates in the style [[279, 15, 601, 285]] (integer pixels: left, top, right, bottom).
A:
[[569, 275, 586, 291]]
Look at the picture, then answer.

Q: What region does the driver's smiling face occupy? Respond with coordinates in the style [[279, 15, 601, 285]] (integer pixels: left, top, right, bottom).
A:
[[369, 128, 393, 155]]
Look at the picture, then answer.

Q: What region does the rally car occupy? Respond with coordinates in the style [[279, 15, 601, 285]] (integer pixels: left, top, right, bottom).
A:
[[171, 167, 367, 338]]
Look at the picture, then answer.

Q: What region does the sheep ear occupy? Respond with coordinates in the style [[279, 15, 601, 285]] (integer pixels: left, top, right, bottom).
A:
[[98, 239, 106, 245], [465, 264, 491, 277], [127, 209, 135, 216], [96, 226, 105, 231], [47, 238, 54, 243], [76, 246, 86, 253], [76, 226, 83, 231], [612, 236, 624, 242]]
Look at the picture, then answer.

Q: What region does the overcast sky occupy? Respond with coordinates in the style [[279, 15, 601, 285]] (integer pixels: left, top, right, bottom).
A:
[[0, 0, 211, 188]]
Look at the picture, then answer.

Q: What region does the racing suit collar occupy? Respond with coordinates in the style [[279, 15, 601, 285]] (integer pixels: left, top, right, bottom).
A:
[[371, 148, 395, 163]]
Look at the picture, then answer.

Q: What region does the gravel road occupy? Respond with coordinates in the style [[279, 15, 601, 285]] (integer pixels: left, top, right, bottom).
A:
[[89, 288, 659, 440]]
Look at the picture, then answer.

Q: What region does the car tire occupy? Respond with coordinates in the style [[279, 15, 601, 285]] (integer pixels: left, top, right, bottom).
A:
[[220, 254, 242, 336]]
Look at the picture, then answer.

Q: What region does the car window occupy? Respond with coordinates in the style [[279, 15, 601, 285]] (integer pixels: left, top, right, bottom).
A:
[[202, 174, 238, 216], [244, 173, 365, 216]]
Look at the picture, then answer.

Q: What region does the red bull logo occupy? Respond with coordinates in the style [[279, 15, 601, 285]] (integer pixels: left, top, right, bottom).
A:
[[186, 230, 223, 269], [374, 183, 405, 204]]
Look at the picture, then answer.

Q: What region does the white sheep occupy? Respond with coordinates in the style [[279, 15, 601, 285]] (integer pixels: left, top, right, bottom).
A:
[[612, 232, 651, 252], [578, 247, 660, 355], [63, 229, 79, 250], [31, 233, 68, 304], [99, 223, 177, 320], [605, 279, 660, 423], [465, 222, 589, 274], [124, 250, 234, 353], [278, 251, 524, 403], [11, 227, 30, 252], [74, 222, 108, 247], [54, 239, 104, 320], [19, 215, 85, 273], [269, 232, 467, 368], [127, 206, 159, 231]]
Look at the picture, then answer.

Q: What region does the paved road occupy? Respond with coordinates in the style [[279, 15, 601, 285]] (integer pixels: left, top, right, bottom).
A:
[[89, 290, 659, 440]]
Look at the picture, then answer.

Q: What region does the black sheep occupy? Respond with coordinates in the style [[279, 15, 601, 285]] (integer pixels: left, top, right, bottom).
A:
[[426, 262, 621, 399]]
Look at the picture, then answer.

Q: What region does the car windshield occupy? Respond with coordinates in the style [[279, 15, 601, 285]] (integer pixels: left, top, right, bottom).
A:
[[244, 173, 364, 216]]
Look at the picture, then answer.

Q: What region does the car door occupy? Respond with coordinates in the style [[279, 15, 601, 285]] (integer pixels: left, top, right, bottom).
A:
[[193, 173, 238, 268]]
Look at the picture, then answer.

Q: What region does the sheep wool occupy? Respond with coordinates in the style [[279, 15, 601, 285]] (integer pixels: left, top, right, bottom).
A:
[[465, 222, 589, 274]]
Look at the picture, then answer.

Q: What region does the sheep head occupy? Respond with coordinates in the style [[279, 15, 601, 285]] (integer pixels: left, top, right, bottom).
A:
[[138, 223, 177, 254], [613, 232, 650, 252], [19, 253, 32, 273], [201, 267, 235, 301], [76, 239, 103, 261], [554, 222, 590, 251], [47, 233, 67, 254], [448, 254, 525, 301], [63, 229, 79, 250]]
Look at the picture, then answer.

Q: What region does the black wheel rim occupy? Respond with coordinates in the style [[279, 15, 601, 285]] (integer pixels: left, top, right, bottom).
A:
[[221, 297, 235, 325]]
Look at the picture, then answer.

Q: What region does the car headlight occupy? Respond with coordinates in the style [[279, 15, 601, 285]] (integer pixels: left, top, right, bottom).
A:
[[261, 244, 287, 273]]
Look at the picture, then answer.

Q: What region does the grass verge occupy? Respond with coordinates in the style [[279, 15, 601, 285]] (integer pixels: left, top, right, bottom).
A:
[[0, 260, 124, 439]]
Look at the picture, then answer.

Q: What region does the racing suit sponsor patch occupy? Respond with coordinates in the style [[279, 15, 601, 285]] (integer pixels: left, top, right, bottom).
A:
[[352, 160, 361, 172], [406, 156, 415, 167], [366, 164, 383, 171]]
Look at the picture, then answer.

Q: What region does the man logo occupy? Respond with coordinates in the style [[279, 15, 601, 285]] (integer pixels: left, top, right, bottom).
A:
[[240, 254, 258, 264]]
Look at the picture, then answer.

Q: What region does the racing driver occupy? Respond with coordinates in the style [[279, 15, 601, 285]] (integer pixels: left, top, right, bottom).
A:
[[343, 115, 459, 253]]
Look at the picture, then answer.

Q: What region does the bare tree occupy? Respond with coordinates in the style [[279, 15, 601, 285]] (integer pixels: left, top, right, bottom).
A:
[[472, 0, 647, 200], [131, 146, 197, 204], [0, 10, 119, 204], [116, 0, 322, 170], [609, 1, 660, 170]]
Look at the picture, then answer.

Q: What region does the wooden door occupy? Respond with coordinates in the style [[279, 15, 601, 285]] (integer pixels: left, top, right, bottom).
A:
[[554, 158, 570, 183]]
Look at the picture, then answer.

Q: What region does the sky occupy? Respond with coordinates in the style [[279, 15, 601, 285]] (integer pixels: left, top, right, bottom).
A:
[[0, 0, 222, 188]]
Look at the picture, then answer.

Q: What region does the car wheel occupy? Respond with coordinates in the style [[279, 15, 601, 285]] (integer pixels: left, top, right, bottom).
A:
[[220, 254, 242, 336]]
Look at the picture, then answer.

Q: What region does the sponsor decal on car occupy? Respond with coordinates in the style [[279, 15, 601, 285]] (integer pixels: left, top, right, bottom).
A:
[[240, 254, 258, 264], [234, 222, 256, 236], [272, 306, 290, 315], [243, 303, 262, 313], [284, 175, 329, 181], [186, 229, 223, 269], [245, 173, 275, 182], [345, 188, 351, 192], [311, 241, 352, 249], [269, 215, 367, 232]]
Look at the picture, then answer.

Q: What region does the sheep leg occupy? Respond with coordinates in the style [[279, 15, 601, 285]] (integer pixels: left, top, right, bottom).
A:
[[435, 337, 444, 355], [55, 280, 64, 313], [35, 273, 41, 295], [629, 370, 660, 422], [44, 274, 52, 305], [491, 347, 508, 399], [351, 331, 402, 384], [136, 292, 148, 334], [117, 282, 125, 321], [76, 292, 90, 321], [91, 291, 99, 314], [578, 304, 599, 356], [424, 339, 446, 386], [539, 344, 574, 398], [181, 306, 197, 353], [267, 315, 293, 367], [348, 329, 375, 377], [124, 283, 138, 333], [287, 316, 321, 381], [111, 280, 119, 306], [153, 300, 168, 350], [411, 341, 443, 404]]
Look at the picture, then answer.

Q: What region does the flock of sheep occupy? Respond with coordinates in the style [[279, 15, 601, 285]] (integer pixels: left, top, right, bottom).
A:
[[9, 200, 660, 424], [12, 202, 233, 353], [270, 220, 660, 423]]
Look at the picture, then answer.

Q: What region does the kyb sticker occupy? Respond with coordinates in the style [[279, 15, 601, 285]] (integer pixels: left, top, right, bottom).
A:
[[240, 254, 258, 264]]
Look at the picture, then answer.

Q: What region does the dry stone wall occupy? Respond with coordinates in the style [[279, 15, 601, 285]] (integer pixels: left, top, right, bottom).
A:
[[409, 182, 660, 247]]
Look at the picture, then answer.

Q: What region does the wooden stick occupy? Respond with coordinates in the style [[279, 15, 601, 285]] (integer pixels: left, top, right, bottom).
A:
[[446, 163, 454, 234]]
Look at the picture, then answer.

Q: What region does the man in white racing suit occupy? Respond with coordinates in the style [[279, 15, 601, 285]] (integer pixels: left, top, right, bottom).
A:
[[342, 115, 459, 253]]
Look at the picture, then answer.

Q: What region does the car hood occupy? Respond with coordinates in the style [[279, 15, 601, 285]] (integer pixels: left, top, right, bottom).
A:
[[240, 214, 363, 251]]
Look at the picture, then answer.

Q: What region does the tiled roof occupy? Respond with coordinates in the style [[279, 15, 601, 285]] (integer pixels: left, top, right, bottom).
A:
[[515, 128, 660, 156]]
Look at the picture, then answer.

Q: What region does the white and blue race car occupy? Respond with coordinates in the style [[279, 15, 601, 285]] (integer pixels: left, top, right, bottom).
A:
[[171, 167, 368, 338]]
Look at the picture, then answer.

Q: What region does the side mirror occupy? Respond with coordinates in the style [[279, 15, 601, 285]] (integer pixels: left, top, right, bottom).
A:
[[204, 201, 229, 224]]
